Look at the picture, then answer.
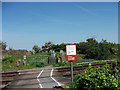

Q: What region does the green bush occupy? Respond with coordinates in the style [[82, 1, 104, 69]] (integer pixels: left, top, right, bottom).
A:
[[31, 62, 45, 67], [70, 64, 119, 89], [53, 61, 69, 67], [2, 57, 14, 63], [36, 62, 44, 67], [53, 62, 65, 67]]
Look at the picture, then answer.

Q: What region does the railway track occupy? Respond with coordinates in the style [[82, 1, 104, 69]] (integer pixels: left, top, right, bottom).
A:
[[1, 61, 113, 89], [0, 71, 19, 88], [55, 61, 113, 76]]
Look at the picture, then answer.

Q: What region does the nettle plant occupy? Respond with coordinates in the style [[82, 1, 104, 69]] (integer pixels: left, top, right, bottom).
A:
[[70, 64, 119, 90]]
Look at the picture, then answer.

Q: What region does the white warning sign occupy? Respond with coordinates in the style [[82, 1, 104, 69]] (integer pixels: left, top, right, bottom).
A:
[[66, 45, 76, 55]]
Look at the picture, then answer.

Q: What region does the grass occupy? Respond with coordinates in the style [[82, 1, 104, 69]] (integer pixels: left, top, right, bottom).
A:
[[52, 54, 117, 67], [53, 61, 69, 67], [2, 53, 50, 72], [2, 52, 117, 72]]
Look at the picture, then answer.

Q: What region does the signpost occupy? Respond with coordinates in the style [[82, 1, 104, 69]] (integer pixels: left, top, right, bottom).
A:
[[66, 44, 76, 82]]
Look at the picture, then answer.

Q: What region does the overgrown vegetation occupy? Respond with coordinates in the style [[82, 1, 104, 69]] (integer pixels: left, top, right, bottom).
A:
[[2, 53, 50, 72], [0, 41, 7, 50], [31, 38, 118, 60], [52, 53, 117, 67], [53, 61, 69, 67], [70, 64, 119, 89], [1, 38, 118, 71], [51, 38, 117, 60]]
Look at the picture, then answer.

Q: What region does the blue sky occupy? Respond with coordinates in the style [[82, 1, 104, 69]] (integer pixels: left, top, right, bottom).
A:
[[2, 2, 118, 50]]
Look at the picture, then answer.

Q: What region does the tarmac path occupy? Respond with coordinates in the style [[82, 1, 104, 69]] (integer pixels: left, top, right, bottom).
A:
[[4, 66, 68, 89], [37, 67, 61, 88], [3, 60, 112, 89]]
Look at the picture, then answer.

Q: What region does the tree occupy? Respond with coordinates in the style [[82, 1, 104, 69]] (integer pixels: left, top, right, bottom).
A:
[[9, 47, 14, 50], [0, 41, 7, 50], [59, 43, 66, 51], [42, 41, 54, 52], [32, 45, 41, 53], [85, 39, 117, 60], [77, 42, 88, 54], [98, 39, 114, 59], [86, 38, 98, 48], [51, 43, 67, 52], [51, 44, 60, 52]]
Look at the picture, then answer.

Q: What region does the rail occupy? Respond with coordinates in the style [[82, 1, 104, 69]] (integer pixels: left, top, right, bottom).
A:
[[1, 61, 113, 88]]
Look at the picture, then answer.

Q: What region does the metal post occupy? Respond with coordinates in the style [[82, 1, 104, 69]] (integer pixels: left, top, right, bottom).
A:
[[70, 61, 73, 82]]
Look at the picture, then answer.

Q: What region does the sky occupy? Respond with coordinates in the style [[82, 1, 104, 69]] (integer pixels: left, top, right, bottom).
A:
[[2, 0, 120, 2], [2, 2, 118, 50]]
